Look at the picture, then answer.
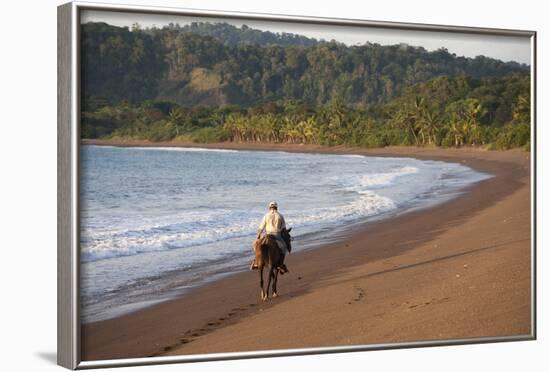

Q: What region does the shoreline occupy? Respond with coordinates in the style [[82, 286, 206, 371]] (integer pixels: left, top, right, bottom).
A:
[[81, 139, 531, 361], [82, 137, 519, 158], [82, 138, 530, 173]]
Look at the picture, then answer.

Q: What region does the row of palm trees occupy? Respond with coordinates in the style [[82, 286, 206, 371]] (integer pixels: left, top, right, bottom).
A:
[[393, 96, 485, 146], [163, 95, 487, 147], [221, 96, 487, 147], [223, 113, 320, 144]]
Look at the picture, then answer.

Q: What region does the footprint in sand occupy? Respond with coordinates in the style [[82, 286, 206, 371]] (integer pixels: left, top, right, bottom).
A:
[[349, 286, 366, 304], [407, 297, 450, 310], [171, 304, 262, 353]]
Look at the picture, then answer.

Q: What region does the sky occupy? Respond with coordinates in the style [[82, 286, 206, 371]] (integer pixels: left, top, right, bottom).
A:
[[81, 10, 532, 65]]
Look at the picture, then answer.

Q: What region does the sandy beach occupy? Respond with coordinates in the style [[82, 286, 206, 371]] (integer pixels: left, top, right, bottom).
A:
[[80, 140, 532, 361]]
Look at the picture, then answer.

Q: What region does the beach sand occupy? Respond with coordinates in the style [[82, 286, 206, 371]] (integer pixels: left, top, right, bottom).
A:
[[80, 141, 532, 361]]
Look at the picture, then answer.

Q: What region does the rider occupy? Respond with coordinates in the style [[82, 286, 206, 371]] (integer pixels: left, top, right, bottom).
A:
[[251, 201, 289, 272]]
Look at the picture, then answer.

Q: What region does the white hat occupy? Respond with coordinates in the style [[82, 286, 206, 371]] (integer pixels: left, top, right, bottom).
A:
[[269, 201, 278, 209]]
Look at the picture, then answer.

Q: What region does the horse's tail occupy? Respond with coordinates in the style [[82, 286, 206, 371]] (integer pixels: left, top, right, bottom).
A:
[[253, 238, 266, 268], [258, 237, 281, 269], [259, 244, 269, 266]]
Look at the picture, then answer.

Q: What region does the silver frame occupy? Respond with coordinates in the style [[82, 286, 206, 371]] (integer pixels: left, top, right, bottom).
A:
[[57, 1, 537, 369]]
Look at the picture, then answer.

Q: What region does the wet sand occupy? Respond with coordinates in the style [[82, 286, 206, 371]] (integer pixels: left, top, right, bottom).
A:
[[80, 140, 532, 361]]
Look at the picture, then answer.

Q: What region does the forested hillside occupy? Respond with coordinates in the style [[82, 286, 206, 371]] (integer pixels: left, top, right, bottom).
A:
[[160, 22, 320, 48], [81, 21, 531, 149], [81, 22, 527, 107]]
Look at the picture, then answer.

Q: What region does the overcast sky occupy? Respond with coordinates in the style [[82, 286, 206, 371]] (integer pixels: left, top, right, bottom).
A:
[[81, 10, 531, 65]]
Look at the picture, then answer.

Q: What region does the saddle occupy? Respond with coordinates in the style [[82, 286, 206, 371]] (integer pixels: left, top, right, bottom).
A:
[[261, 233, 291, 254], [251, 234, 289, 274], [258, 234, 271, 247]]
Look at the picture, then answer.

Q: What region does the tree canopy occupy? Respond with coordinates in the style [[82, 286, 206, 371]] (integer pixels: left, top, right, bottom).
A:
[[81, 21, 531, 150], [82, 22, 528, 107]]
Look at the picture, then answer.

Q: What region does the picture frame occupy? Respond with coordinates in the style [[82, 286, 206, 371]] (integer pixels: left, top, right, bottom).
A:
[[58, 1, 537, 369]]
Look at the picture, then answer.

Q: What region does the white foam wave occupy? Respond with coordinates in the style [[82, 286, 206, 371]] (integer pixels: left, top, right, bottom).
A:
[[80, 158, 485, 264], [81, 190, 396, 263], [341, 154, 366, 159], [129, 147, 238, 153], [80, 209, 256, 262], [339, 166, 419, 191]]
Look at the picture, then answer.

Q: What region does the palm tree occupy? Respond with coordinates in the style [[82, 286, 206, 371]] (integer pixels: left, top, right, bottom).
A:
[[463, 99, 484, 145], [224, 114, 245, 142], [420, 109, 441, 145], [268, 114, 282, 143], [327, 98, 347, 143], [302, 116, 318, 144], [168, 108, 184, 137], [512, 93, 530, 124], [412, 96, 428, 145], [448, 119, 465, 147], [282, 116, 300, 143], [394, 105, 419, 145], [445, 98, 484, 147]]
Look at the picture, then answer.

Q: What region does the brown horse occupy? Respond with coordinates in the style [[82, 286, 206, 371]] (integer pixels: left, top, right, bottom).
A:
[[254, 228, 292, 301]]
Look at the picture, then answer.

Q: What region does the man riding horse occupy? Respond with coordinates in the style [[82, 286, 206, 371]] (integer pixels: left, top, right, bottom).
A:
[[250, 201, 290, 273]]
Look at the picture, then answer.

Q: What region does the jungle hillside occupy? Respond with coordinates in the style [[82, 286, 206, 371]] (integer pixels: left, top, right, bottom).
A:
[[81, 21, 531, 149]]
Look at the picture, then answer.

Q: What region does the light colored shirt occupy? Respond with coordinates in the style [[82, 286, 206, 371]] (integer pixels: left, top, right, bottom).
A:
[[258, 210, 286, 235]]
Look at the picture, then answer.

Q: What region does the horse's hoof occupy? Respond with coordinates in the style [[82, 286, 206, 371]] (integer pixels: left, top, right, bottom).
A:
[[272, 292, 278, 298]]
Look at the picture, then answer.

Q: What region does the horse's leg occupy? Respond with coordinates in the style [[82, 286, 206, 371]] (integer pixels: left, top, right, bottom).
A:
[[272, 269, 278, 298], [259, 267, 265, 301], [265, 267, 273, 301]]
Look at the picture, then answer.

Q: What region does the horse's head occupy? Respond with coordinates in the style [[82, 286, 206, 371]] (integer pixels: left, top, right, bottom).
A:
[[282, 227, 292, 239], [282, 227, 293, 253]]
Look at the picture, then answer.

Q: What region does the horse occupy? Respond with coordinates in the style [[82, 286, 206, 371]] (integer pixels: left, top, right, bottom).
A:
[[254, 227, 292, 301]]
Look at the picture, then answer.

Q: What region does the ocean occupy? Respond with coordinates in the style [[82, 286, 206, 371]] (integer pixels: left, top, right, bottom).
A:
[[80, 145, 491, 323]]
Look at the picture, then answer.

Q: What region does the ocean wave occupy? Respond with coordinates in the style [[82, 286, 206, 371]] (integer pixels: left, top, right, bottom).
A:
[[340, 154, 366, 158], [127, 146, 239, 153], [337, 166, 419, 191], [80, 190, 396, 263], [80, 150, 488, 265], [80, 209, 258, 262]]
